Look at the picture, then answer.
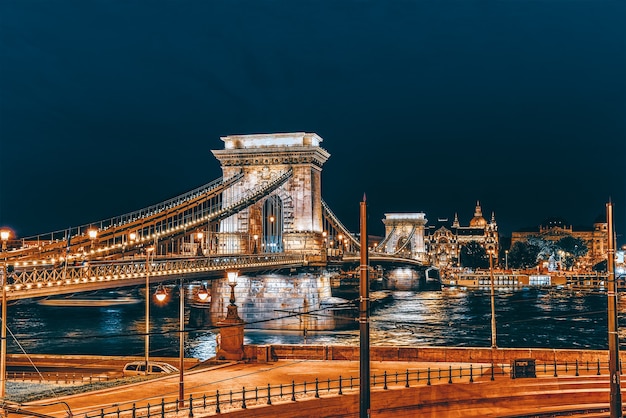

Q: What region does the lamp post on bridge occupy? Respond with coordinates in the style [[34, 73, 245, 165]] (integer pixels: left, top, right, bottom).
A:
[[1, 228, 10, 399]]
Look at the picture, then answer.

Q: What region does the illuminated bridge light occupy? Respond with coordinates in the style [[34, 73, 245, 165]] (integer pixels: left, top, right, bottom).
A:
[[14, 285, 21, 290], [37, 283, 42, 288], [26, 284, 32, 289]]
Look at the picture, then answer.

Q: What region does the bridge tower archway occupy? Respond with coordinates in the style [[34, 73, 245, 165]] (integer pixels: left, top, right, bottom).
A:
[[379, 213, 428, 262], [263, 195, 284, 253], [212, 133, 331, 255]]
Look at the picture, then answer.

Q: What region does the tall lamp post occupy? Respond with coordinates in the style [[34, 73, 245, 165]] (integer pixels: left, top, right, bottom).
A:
[[488, 249, 497, 348], [606, 201, 622, 417], [1, 229, 10, 399], [155, 280, 208, 406], [505, 250, 509, 271], [144, 246, 154, 374]]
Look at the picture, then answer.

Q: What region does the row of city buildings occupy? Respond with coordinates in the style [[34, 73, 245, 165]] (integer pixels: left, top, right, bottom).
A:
[[376, 201, 611, 270]]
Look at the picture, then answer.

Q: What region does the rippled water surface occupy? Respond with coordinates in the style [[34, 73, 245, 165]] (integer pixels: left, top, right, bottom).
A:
[[6, 284, 626, 361]]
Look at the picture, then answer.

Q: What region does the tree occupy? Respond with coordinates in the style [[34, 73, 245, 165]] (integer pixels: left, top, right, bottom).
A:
[[460, 241, 489, 269], [555, 236, 588, 269], [507, 241, 542, 269]]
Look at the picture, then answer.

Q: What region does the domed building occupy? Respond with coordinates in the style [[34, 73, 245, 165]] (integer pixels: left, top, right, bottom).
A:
[[424, 201, 499, 269]]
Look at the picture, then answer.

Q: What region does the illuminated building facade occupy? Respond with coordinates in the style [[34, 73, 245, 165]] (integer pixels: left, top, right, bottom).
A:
[[424, 201, 499, 269], [511, 216, 608, 268]]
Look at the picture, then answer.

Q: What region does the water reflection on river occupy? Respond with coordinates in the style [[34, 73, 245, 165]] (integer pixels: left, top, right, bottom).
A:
[[7, 284, 626, 361]]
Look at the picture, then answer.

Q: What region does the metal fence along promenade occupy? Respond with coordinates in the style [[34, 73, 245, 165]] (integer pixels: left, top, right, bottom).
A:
[[12, 359, 623, 418]]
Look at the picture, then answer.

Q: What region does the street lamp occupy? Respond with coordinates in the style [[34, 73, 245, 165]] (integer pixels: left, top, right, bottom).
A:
[[196, 232, 204, 256], [88, 228, 97, 253], [505, 250, 509, 271], [144, 246, 154, 375], [227, 271, 238, 308], [155, 278, 195, 407], [1, 228, 10, 398], [488, 249, 497, 348], [175, 283, 209, 403]]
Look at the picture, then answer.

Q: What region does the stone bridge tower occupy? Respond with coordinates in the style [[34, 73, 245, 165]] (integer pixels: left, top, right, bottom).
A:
[[381, 213, 428, 262], [212, 132, 330, 254]]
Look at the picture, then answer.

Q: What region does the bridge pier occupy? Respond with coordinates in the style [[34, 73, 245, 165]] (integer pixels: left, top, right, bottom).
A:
[[210, 270, 345, 332]]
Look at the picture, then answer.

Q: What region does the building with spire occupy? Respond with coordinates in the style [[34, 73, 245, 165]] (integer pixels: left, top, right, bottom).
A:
[[424, 201, 499, 269]]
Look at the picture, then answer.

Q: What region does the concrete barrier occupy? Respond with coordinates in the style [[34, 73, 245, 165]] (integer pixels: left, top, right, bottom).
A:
[[247, 344, 625, 365]]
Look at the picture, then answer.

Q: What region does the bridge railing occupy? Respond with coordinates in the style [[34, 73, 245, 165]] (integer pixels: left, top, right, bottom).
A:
[[17, 174, 240, 244], [5, 254, 305, 293]]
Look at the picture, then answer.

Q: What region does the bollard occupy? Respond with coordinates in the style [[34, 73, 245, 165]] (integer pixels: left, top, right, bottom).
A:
[[596, 359, 601, 375], [427, 368, 431, 386], [203, 393, 207, 409], [395, 371, 398, 385], [116, 407, 120, 418], [161, 398, 165, 418], [327, 378, 331, 393], [229, 390, 233, 405], [291, 380, 296, 402], [304, 380, 307, 395], [459, 366, 463, 379], [280, 383, 283, 398], [100, 409, 104, 418], [350, 376, 354, 389], [242, 387, 246, 409], [575, 360, 579, 377], [255, 386, 258, 402], [339, 376, 343, 395], [267, 383, 272, 405], [565, 361, 568, 373], [132, 403, 136, 418], [405, 369, 409, 388], [490, 363, 494, 381], [147, 402, 150, 417], [449, 365, 453, 384], [383, 371, 388, 390], [216, 390, 221, 414], [438, 368, 442, 381], [175, 399, 179, 414], [553, 360, 558, 377], [417, 370, 420, 383], [189, 394, 194, 418], [469, 364, 473, 383], [315, 378, 320, 398]]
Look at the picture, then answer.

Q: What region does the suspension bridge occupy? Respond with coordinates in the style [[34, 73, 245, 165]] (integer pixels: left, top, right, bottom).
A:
[[1, 133, 425, 302]]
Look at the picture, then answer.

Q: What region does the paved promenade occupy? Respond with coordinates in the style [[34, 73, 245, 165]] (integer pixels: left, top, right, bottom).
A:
[[11, 358, 625, 418]]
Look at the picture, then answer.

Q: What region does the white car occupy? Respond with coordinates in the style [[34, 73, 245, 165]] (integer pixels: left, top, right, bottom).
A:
[[123, 361, 178, 377]]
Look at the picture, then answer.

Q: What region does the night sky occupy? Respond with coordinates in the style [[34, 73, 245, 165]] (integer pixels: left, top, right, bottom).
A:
[[1, 1, 624, 242]]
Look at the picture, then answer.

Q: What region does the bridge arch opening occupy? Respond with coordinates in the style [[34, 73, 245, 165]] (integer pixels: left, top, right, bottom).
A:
[[263, 195, 283, 253], [395, 236, 412, 256]]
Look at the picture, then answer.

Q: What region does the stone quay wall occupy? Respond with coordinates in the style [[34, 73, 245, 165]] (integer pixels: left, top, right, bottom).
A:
[[245, 344, 625, 365]]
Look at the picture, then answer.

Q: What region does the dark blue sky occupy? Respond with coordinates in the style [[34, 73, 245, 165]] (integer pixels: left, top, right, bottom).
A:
[[1, 0, 624, 241]]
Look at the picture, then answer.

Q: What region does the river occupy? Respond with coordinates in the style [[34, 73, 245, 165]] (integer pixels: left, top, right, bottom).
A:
[[6, 279, 626, 361]]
